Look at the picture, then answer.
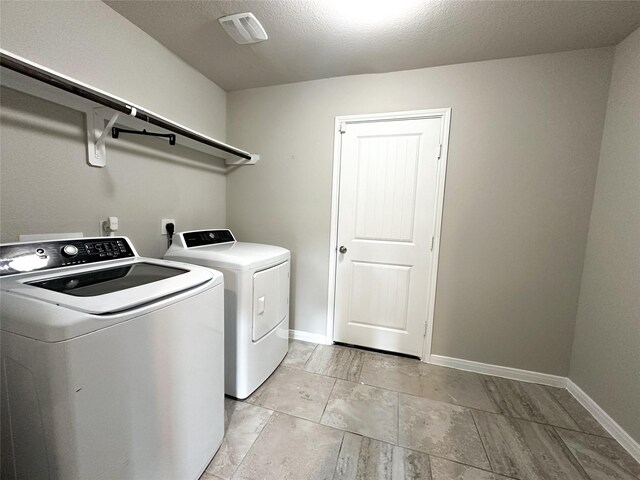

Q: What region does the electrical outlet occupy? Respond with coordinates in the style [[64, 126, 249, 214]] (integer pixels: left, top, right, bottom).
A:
[[161, 218, 175, 235], [100, 217, 119, 236]]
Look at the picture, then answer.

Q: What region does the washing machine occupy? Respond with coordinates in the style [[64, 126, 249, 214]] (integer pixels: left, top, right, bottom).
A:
[[0, 236, 225, 480], [165, 229, 289, 399]]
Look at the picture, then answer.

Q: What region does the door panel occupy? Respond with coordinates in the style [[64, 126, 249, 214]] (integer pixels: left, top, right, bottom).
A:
[[253, 261, 289, 341], [349, 261, 411, 331], [334, 118, 442, 356], [354, 134, 420, 242]]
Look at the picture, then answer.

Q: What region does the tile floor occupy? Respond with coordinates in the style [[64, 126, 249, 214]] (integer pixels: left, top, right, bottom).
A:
[[201, 341, 640, 480]]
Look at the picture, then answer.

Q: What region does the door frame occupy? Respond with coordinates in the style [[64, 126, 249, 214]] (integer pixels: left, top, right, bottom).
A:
[[327, 108, 451, 362]]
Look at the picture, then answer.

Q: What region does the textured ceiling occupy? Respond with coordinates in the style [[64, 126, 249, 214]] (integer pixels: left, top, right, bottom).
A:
[[104, 0, 640, 92]]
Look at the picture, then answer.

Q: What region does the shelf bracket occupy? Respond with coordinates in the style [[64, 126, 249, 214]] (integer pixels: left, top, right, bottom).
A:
[[225, 153, 260, 166], [86, 108, 120, 167]]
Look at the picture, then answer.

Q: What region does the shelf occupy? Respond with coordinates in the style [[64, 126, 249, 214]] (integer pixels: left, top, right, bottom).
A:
[[0, 49, 258, 167]]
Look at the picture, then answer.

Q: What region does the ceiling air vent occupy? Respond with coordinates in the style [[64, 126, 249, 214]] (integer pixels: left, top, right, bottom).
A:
[[219, 13, 268, 45]]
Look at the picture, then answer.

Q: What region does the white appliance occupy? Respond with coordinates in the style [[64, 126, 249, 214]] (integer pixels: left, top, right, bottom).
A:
[[0, 236, 225, 480], [165, 229, 289, 399]]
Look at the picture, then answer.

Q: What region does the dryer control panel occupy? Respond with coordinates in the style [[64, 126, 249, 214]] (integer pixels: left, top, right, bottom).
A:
[[0, 237, 135, 276], [183, 230, 236, 248]]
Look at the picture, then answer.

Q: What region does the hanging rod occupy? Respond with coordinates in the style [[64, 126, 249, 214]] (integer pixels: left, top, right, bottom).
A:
[[112, 127, 176, 145], [0, 49, 253, 161]]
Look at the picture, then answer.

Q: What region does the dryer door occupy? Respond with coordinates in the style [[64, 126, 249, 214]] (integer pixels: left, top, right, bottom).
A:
[[252, 261, 289, 341]]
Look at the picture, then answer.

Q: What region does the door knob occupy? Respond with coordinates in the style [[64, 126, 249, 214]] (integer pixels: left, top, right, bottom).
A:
[[339, 246, 347, 254]]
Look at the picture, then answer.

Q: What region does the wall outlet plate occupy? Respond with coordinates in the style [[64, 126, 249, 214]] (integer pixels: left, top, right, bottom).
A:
[[161, 218, 175, 235]]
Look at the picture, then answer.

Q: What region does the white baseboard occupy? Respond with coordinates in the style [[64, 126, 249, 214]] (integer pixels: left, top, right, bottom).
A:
[[428, 354, 567, 388], [288, 329, 331, 345], [566, 379, 640, 464], [428, 354, 639, 463]]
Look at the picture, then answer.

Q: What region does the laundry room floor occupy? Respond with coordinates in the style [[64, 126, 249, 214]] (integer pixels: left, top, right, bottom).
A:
[[200, 341, 640, 480]]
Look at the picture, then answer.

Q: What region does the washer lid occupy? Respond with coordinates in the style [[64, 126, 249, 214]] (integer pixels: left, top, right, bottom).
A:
[[165, 241, 290, 271], [28, 262, 187, 296], [0, 258, 220, 315]]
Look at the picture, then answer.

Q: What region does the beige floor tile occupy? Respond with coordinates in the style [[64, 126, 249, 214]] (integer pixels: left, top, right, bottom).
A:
[[360, 353, 422, 396], [473, 410, 590, 480], [232, 413, 343, 480], [203, 399, 273, 480], [198, 344, 639, 480], [200, 472, 225, 480], [398, 394, 490, 470], [556, 428, 640, 480], [320, 380, 399, 444], [244, 366, 335, 421], [304, 344, 365, 381], [333, 432, 431, 480], [418, 363, 503, 413], [429, 456, 513, 480], [281, 339, 317, 369], [546, 386, 612, 437], [490, 377, 580, 429]]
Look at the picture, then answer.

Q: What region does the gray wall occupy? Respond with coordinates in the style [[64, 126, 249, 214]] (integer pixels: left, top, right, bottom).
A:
[[569, 28, 640, 442], [0, 88, 226, 258], [0, 1, 228, 257], [226, 48, 614, 375], [0, 1, 226, 138]]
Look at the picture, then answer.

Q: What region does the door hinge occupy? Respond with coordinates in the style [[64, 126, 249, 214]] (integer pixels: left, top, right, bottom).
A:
[[423, 321, 428, 337], [430, 236, 435, 252], [437, 143, 442, 159], [338, 122, 346, 134]]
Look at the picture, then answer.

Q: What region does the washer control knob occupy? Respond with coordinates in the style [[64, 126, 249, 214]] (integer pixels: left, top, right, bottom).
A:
[[61, 245, 79, 257]]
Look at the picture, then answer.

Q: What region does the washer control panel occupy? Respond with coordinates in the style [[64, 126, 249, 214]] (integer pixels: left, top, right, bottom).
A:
[[0, 237, 135, 276], [183, 230, 236, 248]]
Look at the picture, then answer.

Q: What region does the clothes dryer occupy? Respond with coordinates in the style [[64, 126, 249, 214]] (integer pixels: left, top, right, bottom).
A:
[[165, 229, 289, 399]]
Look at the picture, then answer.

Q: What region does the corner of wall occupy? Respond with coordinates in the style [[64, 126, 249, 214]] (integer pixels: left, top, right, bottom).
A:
[[565, 46, 617, 373], [567, 25, 640, 443]]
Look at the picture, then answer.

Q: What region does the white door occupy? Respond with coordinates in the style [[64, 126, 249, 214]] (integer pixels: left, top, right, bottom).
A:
[[333, 116, 443, 357]]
